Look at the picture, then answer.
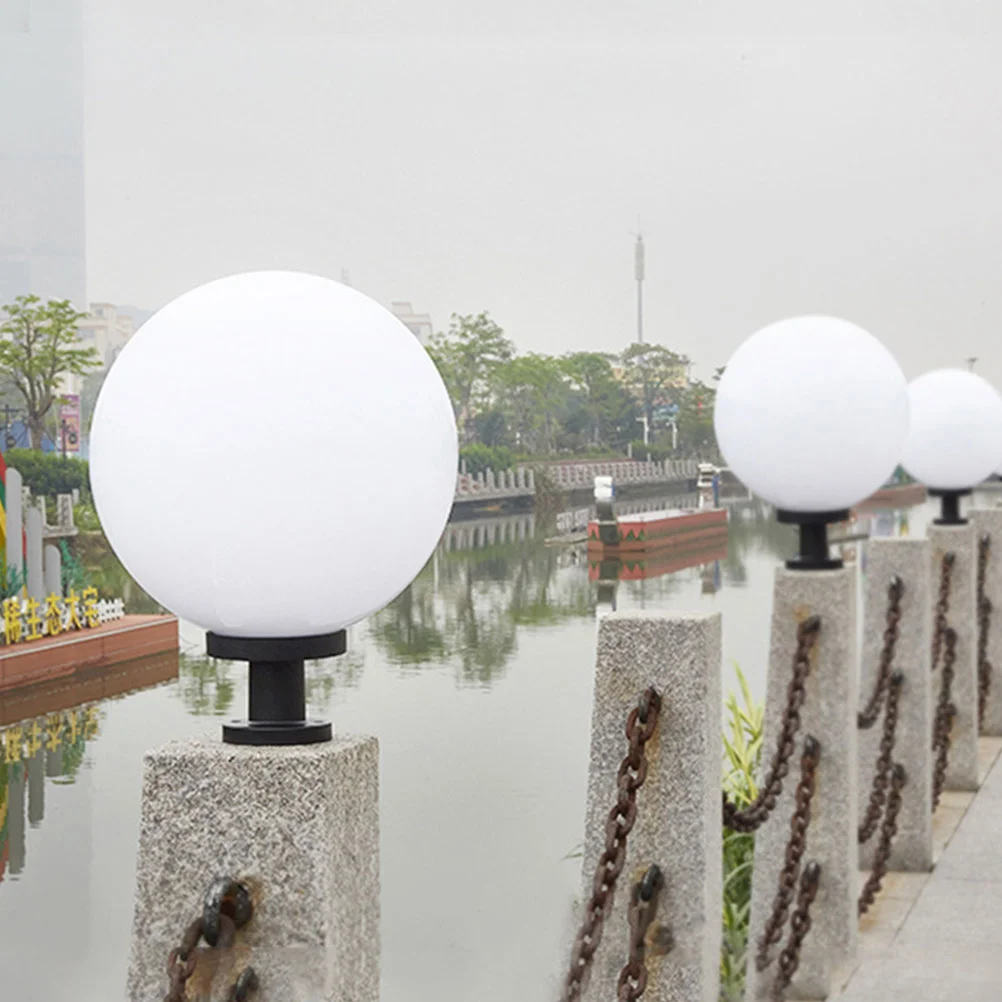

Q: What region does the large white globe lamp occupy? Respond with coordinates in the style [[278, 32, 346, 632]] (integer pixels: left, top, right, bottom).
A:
[[90, 271, 458, 743], [900, 369, 1002, 524], [714, 315, 909, 568]]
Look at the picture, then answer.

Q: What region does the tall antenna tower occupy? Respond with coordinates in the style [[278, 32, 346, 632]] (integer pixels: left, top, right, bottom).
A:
[[634, 231, 645, 344]]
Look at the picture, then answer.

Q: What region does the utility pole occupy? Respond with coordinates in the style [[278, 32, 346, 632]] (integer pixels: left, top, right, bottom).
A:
[[634, 231, 645, 344]]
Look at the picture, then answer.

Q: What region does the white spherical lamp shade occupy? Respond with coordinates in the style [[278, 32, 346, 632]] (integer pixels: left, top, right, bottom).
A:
[[900, 370, 1002, 490], [714, 316, 909, 512], [90, 271, 458, 637]]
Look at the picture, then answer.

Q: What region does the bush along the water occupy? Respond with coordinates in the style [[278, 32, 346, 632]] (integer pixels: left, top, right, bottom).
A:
[[720, 665, 763, 1002], [5, 448, 89, 498]]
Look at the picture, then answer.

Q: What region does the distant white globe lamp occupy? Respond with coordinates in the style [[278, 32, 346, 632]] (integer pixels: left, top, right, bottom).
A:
[[900, 369, 1002, 525], [714, 316, 909, 569], [90, 271, 458, 744]]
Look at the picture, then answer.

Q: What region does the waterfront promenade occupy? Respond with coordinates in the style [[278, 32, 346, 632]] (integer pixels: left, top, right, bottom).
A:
[[836, 736, 1002, 1001]]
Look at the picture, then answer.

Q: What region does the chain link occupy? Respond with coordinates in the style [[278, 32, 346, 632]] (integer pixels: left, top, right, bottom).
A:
[[858, 577, 904, 730], [163, 877, 254, 1002], [770, 862, 821, 1002], [931, 552, 956, 672], [755, 736, 820, 974], [978, 533, 993, 730], [932, 627, 958, 809], [858, 672, 904, 844], [616, 865, 665, 1002], [723, 617, 821, 833], [561, 687, 662, 1002], [858, 764, 907, 916]]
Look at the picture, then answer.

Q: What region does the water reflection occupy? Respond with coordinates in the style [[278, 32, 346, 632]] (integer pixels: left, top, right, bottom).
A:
[[1, 706, 100, 882]]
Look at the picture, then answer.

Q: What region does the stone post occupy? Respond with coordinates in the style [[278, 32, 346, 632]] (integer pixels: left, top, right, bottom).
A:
[[28, 742, 45, 825], [858, 539, 933, 871], [747, 568, 857, 1001], [970, 508, 1002, 736], [5, 466, 23, 582], [527, 469, 535, 492], [25, 506, 44, 603], [928, 523, 979, 790], [44, 544, 62, 598], [128, 737, 379, 1002], [580, 612, 722, 1002]]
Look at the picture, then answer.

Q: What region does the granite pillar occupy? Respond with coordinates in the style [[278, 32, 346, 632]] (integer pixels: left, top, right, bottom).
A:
[[580, 612, 722, 1002], [858, 539, 933, 871], [43, 543, 61, 598], [24, 505, 43, 603], [746, 568, 857, 1001], [969, 508, 1002, 736], [928, 523, 979, 790], [128, 736, 379, 1002], [5, 466, 22, 581]]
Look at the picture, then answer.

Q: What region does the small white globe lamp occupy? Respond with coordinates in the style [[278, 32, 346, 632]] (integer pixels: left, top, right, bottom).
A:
[[90, 271, 458, 744], [714, 316, 909, 569], [900, 369, 1002, 525]]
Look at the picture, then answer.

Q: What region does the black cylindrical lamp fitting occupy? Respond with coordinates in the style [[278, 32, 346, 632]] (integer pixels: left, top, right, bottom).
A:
[[206, 631, 347, 745], [929, 488, 971, 526], [776, 509, 849, 571]]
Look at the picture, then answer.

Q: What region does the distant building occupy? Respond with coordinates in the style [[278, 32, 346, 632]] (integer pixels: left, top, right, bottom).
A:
[[77, 303, 137, 368], [391, 302, 434, 345], [0, 0, 86, 308]]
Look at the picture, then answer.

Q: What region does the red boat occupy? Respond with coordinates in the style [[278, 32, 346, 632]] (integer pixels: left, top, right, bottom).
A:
[[587, 506, 728, 555]]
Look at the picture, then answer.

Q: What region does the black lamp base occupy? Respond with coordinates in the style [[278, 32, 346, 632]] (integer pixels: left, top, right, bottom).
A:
[[777, 509, 849, 571], [206, 631, 347, 746], [222, 719, 333, 746], [929, 488, 971, 526]]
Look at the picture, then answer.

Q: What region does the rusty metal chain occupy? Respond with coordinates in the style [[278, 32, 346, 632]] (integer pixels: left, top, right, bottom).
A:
[[164, 877, 254, 1002], [616, 865, 665, 1002], [858, 577, 904, 730], [770, 862, 821, 1002], [858, 764, 907, 917], [932, 627, 958, 809], [561, 687, 662, 1002], [978, 533, 993, 729], [858, 672, 904, 844], [931, 552, 956, 671], [723, 617, 821, 833], [165, 918, 204, 1002], [755, 736, 820, 974]]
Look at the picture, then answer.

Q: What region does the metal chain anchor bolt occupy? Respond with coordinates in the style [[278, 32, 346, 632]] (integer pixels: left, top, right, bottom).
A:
[[932, 627, 959, 809], [616, 864, 668, 1002]]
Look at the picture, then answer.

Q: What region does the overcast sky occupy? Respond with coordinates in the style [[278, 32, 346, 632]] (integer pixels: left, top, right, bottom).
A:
[[81, 3, 1002, 382]]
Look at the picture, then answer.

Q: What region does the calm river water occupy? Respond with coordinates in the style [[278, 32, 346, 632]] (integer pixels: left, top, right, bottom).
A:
[[0, 491, 948, 1001]]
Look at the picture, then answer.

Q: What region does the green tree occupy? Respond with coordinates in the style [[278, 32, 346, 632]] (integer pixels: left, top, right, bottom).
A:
[[0, 296, 100, 449], [620, 343, 689, 441], [677, 379, 718, 456], [493, 353, 569, 454], [426, 312, 514, 442], [562, 351, 635, 448]]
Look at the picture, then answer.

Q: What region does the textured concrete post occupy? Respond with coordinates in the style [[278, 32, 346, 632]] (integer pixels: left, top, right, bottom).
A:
[[5, 467, 22, 580], [928, 523, 979, 790], [24, 506, 43, 602], [858, 539, 933, 871], [43, 543, 61, 598], [747, 568, 857, 1001], [128, 736, 379, 1002], [580, 612, 722, 1002], [970, 508, 1002, 736]]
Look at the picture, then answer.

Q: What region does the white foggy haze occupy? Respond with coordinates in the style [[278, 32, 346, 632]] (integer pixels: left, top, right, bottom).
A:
[[80, 2, 1002, 382]]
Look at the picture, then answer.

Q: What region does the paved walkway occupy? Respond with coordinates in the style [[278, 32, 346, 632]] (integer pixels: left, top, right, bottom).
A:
[[834, 738, 1002, 1001]]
